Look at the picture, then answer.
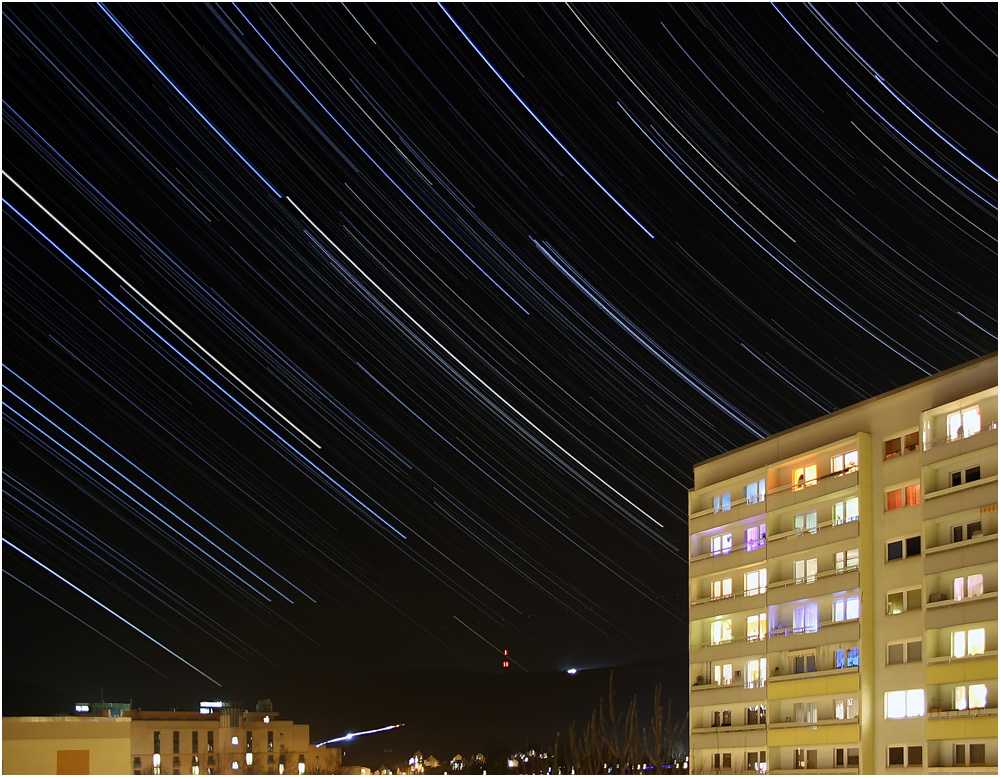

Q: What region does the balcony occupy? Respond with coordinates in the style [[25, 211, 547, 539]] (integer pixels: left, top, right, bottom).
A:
[[767, 666, 860, 701], [689, 495, 767, 535], [921, 421, 997, 466], [928, 706, 998, 720], [766, 568, 859, 606], [924, 532, 997, 574], [767, 619, 860, 652], [689, 679, 766, 707], [766, 468, 859, 513], [925, 593, 999, 629], [923, 476, 999, 520]]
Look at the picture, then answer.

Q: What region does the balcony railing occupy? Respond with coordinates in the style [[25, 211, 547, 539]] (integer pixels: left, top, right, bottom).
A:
[[928, 707, 998, 720], [923, 421, 997, 451]]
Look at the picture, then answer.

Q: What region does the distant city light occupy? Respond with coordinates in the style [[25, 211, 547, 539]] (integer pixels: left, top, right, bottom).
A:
[[566, 668, 577, 674]]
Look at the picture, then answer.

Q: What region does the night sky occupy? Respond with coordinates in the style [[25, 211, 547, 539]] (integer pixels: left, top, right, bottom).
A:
[[3, 1, 997, 755]]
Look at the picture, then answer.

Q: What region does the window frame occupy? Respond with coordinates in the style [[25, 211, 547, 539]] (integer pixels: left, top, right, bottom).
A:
[[744, 568, 767, 597], [794, 557, 818, 584], [886, 536, 921, 562], [710, 532, 733, 556], [833, 594, 860, 622], [835, 547, 859, 572], [885, 481, 921, 511]]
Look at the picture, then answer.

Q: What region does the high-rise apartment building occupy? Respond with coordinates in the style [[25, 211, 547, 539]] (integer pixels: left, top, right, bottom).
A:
[[688, 353, 998, 774]]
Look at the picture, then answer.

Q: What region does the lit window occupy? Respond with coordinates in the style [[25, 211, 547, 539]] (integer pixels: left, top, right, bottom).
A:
[[968, 684, 988, 709], [832, 497, 859, 525], [887, 588, 920, 615], [835, 548, 859, 572], [744, 658, 766, 689], [792, 464, 817, 490], [834, 698, 859, 720], [885, 689, 924, 719], [954, 573, 984, 600], [744, 568, 767, 597], [711, 619, 733, 645], [951, 628, 985, 658], [831, 450, 858, 474], [834, 647, 858, 668], [793, 510, 818, 534], [713, 492, 732, 513], [886, 483, 921, 511], [948, 406, 981, 440], [834, 595, 860, 622], [793, 603, 819, 633], [744, 523, 767, 551], [711, 577, 732, 600], [794, 558, 817, 584], [745, 478, 765, 504], [710, 533, 732, 556], [745, 613, 767, 642], [713, 663, 733, 686]]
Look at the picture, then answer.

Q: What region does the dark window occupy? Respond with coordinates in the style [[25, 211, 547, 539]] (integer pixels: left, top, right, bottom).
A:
[[966, 466, 981, 482], [908, 747, 922, 766], [268, 731, 274, 752], [970, 744, 985, 765], [888, 747, 904, 766], [907, 641, 922, 662], [173, 731, 180, 753], [951, 471, 963, 487], [888, 643, 904, 665], [154, 731, 161, 754], [955, 745, 965, 765], [192, 732, 199, 753], [906, 535, 921, 557], [207, 732, 214, 753], [887, 540, 903, 561], [954, 525, 965, 542], [848, 749, 859, 767]]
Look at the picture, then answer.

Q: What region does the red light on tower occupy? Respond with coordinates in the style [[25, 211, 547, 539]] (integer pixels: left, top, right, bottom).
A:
[[502, 649, 509, 669]]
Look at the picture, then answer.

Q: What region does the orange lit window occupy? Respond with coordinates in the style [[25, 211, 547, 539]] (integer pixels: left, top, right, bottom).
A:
[[792, 465, 817, 490]]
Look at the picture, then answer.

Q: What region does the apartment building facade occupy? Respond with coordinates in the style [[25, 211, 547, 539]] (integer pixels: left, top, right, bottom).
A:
[[688, 353, 998, 774]]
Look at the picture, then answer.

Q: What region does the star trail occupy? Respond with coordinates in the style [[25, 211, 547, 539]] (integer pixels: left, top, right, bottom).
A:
[[2, 2, 996, 715]]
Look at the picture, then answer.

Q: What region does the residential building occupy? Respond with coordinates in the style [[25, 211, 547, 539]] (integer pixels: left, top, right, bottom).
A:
[[688, 353, 998, 774]]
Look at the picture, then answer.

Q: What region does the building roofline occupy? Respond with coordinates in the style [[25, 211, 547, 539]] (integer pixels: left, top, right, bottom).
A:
[[693, 351, 998, 470]]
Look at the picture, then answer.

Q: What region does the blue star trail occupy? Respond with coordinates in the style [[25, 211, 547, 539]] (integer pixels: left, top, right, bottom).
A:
[[3, 4, 995, 706]]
